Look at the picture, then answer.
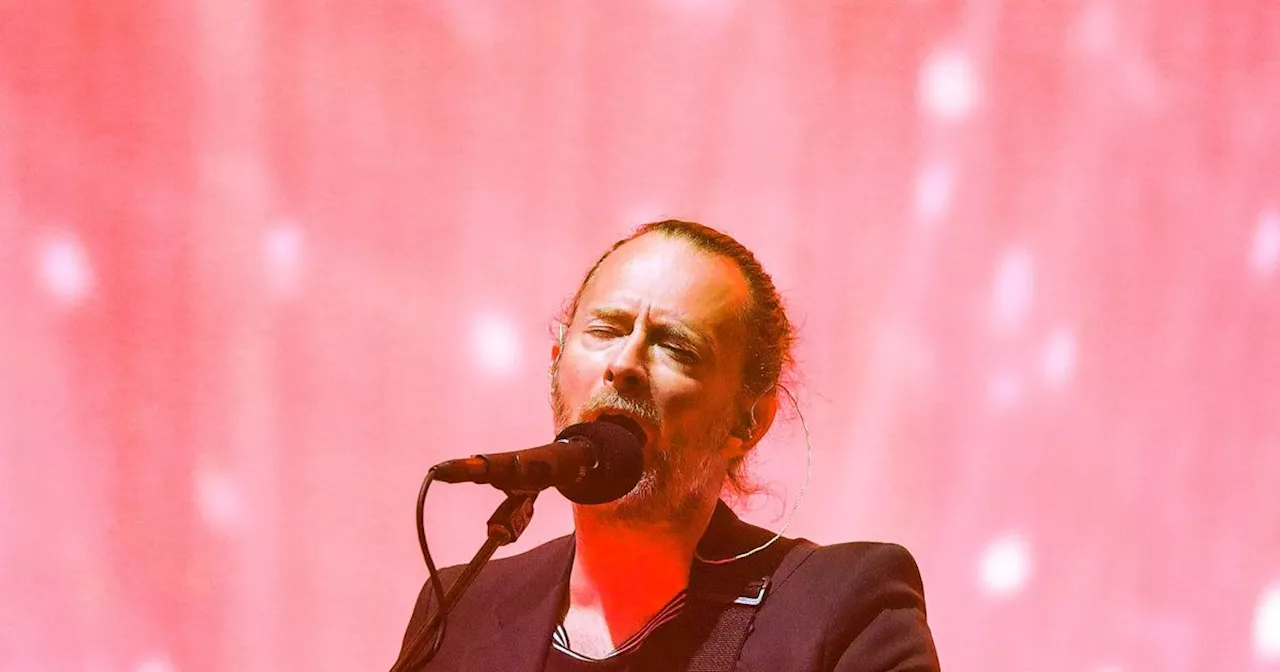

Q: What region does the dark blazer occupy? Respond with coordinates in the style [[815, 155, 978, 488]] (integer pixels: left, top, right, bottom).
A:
[[397, 502, 940, 671]]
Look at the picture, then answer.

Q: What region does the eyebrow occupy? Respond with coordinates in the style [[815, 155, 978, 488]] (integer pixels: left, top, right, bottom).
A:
[[587, 307, 714, 353]]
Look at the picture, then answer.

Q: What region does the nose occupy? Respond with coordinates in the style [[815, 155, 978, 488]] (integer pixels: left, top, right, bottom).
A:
[[603, 330, 649, 395]]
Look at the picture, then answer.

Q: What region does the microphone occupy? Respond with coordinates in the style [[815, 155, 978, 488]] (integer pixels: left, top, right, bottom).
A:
[[430, 419, 646, 505]]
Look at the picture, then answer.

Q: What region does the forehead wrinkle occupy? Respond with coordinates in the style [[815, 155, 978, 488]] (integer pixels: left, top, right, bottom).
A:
[[573, 234, 752, 374]]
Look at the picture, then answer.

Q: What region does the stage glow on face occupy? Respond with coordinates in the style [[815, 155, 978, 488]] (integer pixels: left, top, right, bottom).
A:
[[550, 234, 750, 525]]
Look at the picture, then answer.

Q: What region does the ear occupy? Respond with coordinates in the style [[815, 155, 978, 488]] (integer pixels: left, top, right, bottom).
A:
[[722, 390, 778, 460], [550, 321, 568, 373]]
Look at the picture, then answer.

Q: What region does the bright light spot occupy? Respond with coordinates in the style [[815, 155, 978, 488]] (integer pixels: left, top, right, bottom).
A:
[[472, 313, 521, 377], [136, 653, 177, 672], [986, 371, 1022, 409], [264, 221, 306, 298], [1073, 0, 1117, 56], [914, 162, 954, 226], [991, 248, 1035, 330], [1255, 584, 1280, 661], [979, 533, 1032, 597], [1251, 209, 1280, 278], [441, 0, 496, 47], [38, 233, 94, 304], [919, 49, 980, 121], [1041, 328, 1077, 387], [196, 468, 242, 531]]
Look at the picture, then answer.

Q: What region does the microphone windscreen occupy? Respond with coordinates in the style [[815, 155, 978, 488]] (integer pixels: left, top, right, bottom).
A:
[[554, 420, 645, 505]]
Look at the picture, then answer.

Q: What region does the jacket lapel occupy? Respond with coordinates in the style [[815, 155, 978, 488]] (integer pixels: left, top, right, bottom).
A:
[[461, 535, 575, 671]]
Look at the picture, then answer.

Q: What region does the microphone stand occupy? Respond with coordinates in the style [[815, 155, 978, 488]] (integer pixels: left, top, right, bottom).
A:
[[399, 489, 540, 669], [439, 489, 539, 613]]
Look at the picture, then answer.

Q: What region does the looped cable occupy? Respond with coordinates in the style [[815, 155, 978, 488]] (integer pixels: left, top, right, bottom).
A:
[[695, 386, 812, 565]]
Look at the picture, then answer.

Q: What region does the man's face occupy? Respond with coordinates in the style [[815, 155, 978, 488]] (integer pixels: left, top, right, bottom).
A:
[[550, 234, 752, 525]]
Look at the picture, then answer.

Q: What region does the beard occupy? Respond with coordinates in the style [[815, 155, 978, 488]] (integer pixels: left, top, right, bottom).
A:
[[551, 376, 734, 528]]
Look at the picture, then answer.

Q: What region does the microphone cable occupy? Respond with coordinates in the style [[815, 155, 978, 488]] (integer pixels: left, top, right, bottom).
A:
[[389, 469, 447, 671]]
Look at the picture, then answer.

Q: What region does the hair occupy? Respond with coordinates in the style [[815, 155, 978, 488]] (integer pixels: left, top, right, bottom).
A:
[[554, 220, 797, 497]]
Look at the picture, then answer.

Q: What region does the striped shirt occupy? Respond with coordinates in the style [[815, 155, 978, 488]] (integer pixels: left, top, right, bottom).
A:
[[546, 590, 689, 669]]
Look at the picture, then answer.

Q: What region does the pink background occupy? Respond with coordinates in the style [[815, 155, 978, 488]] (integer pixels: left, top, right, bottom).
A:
[[3, 1, 1279, 670]]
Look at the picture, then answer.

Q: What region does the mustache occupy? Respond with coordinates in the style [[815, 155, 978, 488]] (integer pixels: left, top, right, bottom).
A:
[[578, 389, 661, 429]]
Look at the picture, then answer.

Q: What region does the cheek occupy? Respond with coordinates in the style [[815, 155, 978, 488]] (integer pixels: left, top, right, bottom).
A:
[[554, 367, 587, 400], [648, 371, 712, 421], [652, 371, 740, 433], [555, 346, 603, 394]]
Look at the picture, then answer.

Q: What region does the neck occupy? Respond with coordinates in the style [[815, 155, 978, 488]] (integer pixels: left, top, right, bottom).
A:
[[566, 497, 718, 646]]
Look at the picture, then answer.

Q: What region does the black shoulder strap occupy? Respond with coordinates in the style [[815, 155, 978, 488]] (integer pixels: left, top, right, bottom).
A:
[[683, 539, 819, 672], [769, 538, 820, 587]]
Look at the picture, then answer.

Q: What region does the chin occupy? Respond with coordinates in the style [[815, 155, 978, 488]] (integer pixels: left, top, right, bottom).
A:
[[579, 473, 654, 517], [580, 472, 708, 528]]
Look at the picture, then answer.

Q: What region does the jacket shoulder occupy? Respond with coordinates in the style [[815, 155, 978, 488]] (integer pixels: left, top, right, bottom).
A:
[[795, 541, 928, 606], [751, 540, 940, 671]]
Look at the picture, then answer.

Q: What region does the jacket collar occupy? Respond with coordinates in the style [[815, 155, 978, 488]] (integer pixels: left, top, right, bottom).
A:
[[460, 500, 774, 669], [695, 500, 775, 561]]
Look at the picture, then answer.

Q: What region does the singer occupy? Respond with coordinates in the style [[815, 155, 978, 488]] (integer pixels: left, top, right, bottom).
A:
[[396, 220, 940, 671]]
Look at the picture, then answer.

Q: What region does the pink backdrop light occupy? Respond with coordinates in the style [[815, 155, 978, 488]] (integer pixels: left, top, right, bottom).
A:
[[2, 1, 1279, 671]]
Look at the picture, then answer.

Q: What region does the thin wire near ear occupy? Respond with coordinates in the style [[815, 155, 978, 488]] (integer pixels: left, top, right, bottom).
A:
[[548, 322, 567, 405], [744, 383, 775, 436], [735, 386, 770, 441], [549, 322, 567, 375], [696, 384, 813, 565]]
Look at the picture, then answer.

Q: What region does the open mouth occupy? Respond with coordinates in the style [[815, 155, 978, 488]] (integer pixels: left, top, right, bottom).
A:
[[590, 412, 650, 447]]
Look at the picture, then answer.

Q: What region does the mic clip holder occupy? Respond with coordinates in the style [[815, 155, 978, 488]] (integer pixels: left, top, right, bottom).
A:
[[440, 488, 540, 615], [487, 488, 538, 545]]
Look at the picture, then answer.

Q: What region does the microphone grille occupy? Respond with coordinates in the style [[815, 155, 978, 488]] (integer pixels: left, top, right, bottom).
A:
[[553, 420, 644, 505]]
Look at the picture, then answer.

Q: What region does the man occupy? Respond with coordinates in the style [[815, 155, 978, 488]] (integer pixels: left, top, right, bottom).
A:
[[396, 220, 940, 671]]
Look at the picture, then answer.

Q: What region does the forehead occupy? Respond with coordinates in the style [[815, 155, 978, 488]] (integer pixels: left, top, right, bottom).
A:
[[576, 234, 751, 336]]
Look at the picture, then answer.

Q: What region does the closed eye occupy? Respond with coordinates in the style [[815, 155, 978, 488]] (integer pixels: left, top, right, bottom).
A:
[[584, 325, 624, 338], [661, 342, 698, 364]]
